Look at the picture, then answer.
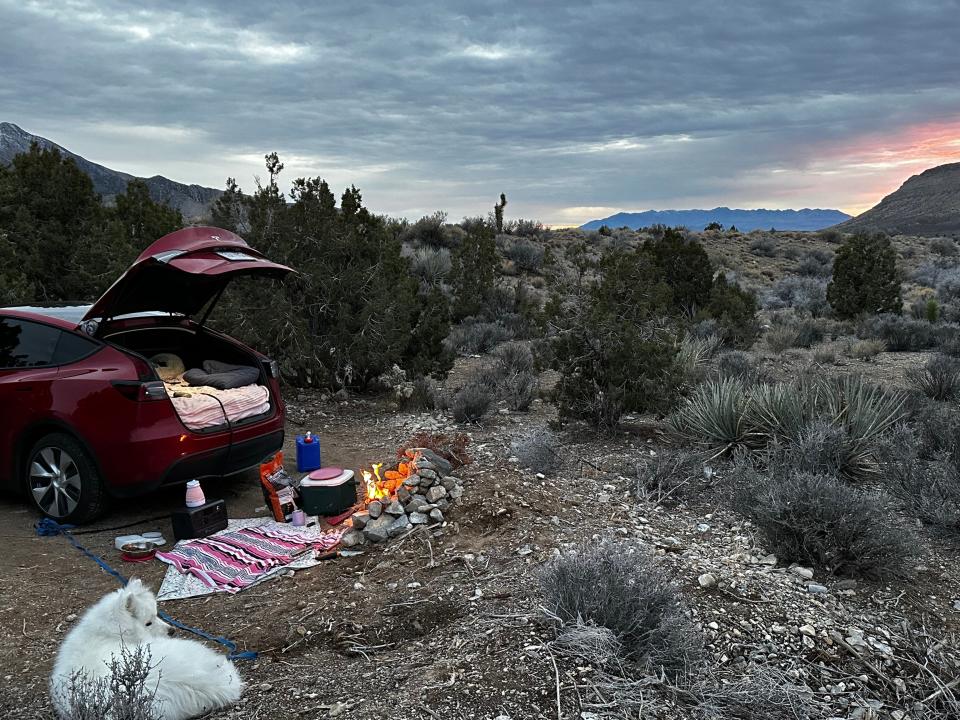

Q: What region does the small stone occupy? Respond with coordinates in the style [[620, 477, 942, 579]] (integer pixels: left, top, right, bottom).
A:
[[707, 621, 719, 630], [65, 614, 77, 622], [449, 485, 464, 500], [341, 530, 365, 547], [418, 468, 439, 481], [387, 513, 412, 538], [414, 460, 437, 472], [407, 494, 429, 512], [429, 508, 444, 523], [403, 475, 421, 488], [799, 624, 817, 637], [791, 566, 814, 580], [698, 573, 717, 589], [696, 523, 710, 533], [807, 583, 828, 594], [445, 475, 462, 485], [759, 553, 778, 566], [385, 500, 405, 517], [835, 579, 858, 591], [368, 501, 383, 519], [409, 512, 429, 525], [259, 683, 273, 692], [441, 477, 456, 490], [426, 485, 448, 503], [363, 514, 392, 543], [350, 512, 369, 530], [397, 487, 411, 504], [407, 581, 422, 589], [436, 498, 450, 510]]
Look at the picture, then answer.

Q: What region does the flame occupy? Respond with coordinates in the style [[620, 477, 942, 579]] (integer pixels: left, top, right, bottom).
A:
[[363, 462, 390, 502]]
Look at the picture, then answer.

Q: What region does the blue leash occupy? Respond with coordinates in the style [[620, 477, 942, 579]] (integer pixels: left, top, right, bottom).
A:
[[36, 518, 257, 661]]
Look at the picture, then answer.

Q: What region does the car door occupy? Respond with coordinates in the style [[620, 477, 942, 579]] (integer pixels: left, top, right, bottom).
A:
[[0, 316, 61, 487]]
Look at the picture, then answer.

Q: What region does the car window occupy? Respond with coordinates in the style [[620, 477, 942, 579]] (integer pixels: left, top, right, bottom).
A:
[[0, 318, 63, 368], [53, 330, 99, 364]]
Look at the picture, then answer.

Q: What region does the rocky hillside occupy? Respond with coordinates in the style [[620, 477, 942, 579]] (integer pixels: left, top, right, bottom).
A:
[[836, 162, 960, 237], [581, 207, 851, 232], [0, 122, 221, 220]]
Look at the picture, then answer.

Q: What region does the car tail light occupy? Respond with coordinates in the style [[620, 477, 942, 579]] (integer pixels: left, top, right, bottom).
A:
[[112, 380, 168, 401]]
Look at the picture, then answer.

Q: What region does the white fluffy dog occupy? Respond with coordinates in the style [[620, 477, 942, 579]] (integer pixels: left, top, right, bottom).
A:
[[50, 579, 243, 720]]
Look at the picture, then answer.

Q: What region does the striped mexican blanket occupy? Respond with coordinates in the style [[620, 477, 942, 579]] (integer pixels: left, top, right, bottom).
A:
[[156, 522, 345, 593]]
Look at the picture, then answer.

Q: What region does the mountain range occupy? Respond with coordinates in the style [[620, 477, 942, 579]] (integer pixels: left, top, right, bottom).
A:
[[0, 122, 222, 220], [835, 162, 960, 237], [580, 207, 851, 232]]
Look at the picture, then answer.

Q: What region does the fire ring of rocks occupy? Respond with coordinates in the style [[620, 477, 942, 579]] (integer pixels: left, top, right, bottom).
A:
[[341, 447, 465, 546]]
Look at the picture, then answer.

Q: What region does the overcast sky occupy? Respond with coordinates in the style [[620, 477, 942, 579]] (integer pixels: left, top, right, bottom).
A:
[[2, 0, 960, 225]]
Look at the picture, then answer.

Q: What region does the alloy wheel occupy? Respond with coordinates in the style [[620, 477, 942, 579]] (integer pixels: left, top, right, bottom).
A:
[[29, 446, 82, 518]]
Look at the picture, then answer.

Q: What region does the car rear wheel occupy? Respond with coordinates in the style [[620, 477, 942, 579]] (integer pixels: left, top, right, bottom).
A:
[[25, 433, 106, 523]]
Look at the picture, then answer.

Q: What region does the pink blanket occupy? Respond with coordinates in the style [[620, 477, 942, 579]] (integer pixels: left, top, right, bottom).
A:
[[166, 383, 270, 429]]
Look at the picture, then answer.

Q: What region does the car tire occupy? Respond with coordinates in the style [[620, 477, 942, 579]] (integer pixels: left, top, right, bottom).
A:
[[25, 433, 107, 524]]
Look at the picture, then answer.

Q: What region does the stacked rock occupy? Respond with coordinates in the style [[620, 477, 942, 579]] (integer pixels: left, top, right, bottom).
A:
[[341, 448, 465, 546]]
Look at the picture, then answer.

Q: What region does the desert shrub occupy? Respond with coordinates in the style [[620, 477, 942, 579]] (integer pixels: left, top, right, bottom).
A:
[[506, 218, 544, 237], [817, 228, 843, 244], [764, 324, 800, 352], [907, 296, 940, 323], [907, 354, 960, 400], [631, 449, 706, 504], [827, 231, 901, 318], [553, 315, 680, 432], [408, 246, 451, 286], [749, 236, 777, 257], [887, 447, 960, 537], [935, 266, 960, 302], [930, 237, 959, 257], [499, 370, 538, 410], [511, 428, 561, 474], [858, 314, 937, 351], [689, 318, 721, 339], [776, 419, 857, 477], [909, 399, 960, 464], [451, 379, 493, 422], [398, 376, 440, 411], [399, 210, 452, 248], [493, 342, 535, 375], [733, 468, 913, 579], [763, 276, 829, 317], [54, 645, 159, 720], [697, 667, 813, 720], [502, 237, 545, 272], [541, 543, 703, 676], [812, 347, 836, 365], [848, 338, 885, 360], [714, 350, 763, 384], [796, 249, 834, 278], [444, 319, 513, 354]]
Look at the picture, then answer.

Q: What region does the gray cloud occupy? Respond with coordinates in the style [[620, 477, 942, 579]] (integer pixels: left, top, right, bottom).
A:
[[2, 0, 959, 224]]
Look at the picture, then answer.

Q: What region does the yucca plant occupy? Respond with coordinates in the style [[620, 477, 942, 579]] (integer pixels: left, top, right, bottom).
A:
[[746, 377, 822, 444], [676, 334, 723, 385], [669, 377, 756, 455]]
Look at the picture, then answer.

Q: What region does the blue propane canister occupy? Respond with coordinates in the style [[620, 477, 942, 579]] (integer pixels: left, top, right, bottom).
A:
[[295, 432, 322, 472]]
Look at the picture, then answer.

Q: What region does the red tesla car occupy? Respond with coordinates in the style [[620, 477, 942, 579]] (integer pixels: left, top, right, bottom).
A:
[[0, 227, 290, 523]]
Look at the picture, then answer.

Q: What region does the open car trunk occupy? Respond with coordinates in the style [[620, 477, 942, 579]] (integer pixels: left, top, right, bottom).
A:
[[102, 323, 276, 432]]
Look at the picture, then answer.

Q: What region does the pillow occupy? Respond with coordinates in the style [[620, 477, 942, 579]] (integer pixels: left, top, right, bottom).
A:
[[150, 353, 186, 381], [183, 360, 260, 390]]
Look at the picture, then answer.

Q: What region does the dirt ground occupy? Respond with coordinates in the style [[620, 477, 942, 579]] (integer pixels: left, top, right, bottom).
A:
[[2, 357, 960, 719]]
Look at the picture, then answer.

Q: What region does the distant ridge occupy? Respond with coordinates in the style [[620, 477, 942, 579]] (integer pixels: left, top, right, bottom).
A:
[[0, 122, 221, 220], [833, 162, 960, 237], [580, 207, 851, 232]]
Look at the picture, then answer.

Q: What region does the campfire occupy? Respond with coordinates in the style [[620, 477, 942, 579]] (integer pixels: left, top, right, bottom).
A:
[[344, 448, 466, 546], [360, 461, 412, 504]]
